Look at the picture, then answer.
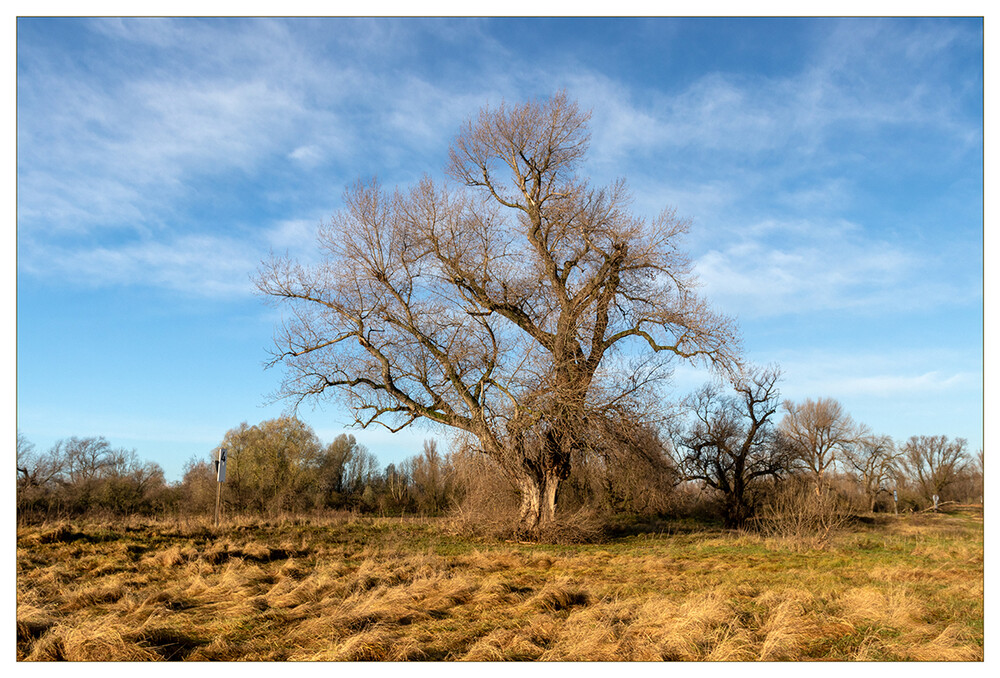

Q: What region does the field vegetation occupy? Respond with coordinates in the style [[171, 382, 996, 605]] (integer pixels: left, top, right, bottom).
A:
[[17, 510, 982, 661]]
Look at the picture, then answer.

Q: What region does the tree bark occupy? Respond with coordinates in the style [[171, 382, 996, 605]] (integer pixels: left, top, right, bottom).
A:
[[516, 474, 543, 535], [513, 467, 562, 537], [542, 473, 559, 524]]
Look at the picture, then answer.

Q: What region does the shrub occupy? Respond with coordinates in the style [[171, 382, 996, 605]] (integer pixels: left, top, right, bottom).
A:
[[749, 476, 852, 548]]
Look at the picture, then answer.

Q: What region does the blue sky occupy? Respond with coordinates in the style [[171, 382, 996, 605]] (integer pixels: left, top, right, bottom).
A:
[[15, 17, 984, 482]]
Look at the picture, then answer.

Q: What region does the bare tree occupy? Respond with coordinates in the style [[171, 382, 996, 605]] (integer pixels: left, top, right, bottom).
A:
[[381, 462, 412, 513], [841, 434, 900, 512], [17, 432, 66, 515], [313, 433, 362, 506], [94, 448, 165, 514], [900, 435, 969, 505], [16, 431, 64, 490], [16, 431, 35, 486], [257, 92, 740, 535], [180, 457, 218, 514], [675, 365, 788, 528], [60, 436, 115, 485], [779, 398, 861, 487]]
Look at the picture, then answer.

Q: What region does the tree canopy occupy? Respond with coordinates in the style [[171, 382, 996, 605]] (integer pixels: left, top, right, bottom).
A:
[[257, 92, 741, 534]]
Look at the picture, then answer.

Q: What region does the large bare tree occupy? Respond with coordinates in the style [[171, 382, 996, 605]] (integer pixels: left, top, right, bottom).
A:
[[257, 93, 740, 534]]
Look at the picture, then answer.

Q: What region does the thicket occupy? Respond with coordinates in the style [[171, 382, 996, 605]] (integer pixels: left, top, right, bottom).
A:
[[17, 404, 983, 532]]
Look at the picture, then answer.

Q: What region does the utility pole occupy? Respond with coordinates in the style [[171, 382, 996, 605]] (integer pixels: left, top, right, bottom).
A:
[[214, 447, 227, 527]]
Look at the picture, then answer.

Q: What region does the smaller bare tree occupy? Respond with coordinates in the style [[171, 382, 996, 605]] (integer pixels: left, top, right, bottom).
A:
[[841, 434, 901, 512], [410, 439, 447, 514], [16, 431, 64, 491], [381, 462, 412, 514], [779, 398, 861, 488], [60, 436, 115, 485], [901, 435, 969, 505], [675, 365, 789, 528]]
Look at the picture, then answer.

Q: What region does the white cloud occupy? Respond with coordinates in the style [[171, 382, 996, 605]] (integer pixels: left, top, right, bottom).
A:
[[567, 20, 980, 177], [19, 75, 307, 235], [265, 218, 319, 249], [20, 234, 258, 298], [765, 346, 980, 400], [263, 218, 327, 265], [86, 17, 195, 47], [825, 371, 973, 398], [288, 145, 323, 166], [691, 217, 930, 317]]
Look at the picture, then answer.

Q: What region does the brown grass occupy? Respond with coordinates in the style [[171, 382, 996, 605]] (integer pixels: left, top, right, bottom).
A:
[[16, 512, 983, 661]]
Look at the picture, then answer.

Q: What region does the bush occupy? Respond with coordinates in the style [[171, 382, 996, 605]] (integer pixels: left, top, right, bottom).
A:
[[749, 477, 852, 548]]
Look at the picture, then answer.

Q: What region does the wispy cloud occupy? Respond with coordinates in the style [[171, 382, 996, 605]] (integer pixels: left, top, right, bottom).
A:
[[18, 60, 314, 235], [572, 19, 980, 171], [826, 371, 974, 398], [673, 345, 979, 395], [768, 346, 980, 399], [691, 218, 932, 318], [17, 18, 981, 310], [19, 233, 259, 298]]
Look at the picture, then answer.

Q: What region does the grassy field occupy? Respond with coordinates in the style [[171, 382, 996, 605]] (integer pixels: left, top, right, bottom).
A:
[[16, 510, 983, 661]]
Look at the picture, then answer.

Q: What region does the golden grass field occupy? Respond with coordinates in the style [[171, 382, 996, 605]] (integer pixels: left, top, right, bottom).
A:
[[16, 511, 983, 661]]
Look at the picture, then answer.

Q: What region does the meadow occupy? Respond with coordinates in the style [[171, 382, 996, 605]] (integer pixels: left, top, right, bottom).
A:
[[16, 510, 983, 661]]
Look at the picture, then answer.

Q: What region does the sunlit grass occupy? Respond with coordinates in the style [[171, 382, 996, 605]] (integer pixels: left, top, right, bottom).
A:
[[17, 511, 982, 661]]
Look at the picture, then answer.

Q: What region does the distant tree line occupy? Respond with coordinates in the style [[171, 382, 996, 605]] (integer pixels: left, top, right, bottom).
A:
[[17, 434, 171, 518], [17, 393, 983, 528]]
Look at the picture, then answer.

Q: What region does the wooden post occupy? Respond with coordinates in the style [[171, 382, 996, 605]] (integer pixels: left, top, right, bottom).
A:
[[214, 481, 222, 527], [214, 447, 227, 527], [893, 489, 898, 516]]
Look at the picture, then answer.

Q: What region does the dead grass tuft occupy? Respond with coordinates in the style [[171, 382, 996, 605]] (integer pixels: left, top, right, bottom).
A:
[[757, 594, 812, 660], [528, 580, 591, 612], [16, 604, 57, 659], [141, 544, 187, 569], [135, 623, 206, 660], [324, 625, 396, 660], [837, 586, 925, 628], [631, 593, 734, 660], [463, 619, 557, 661], [61, 580, 128, 611], [539, 600, 637, 660], [33, 619, 162, 661], [908, 624, 982, 661]]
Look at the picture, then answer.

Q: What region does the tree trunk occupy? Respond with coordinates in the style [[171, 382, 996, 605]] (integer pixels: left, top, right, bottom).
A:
[[504, 428, 572, 538], [542, 472, 560, 524], [723, 496, 751, 529], [516, 474, 543, 535], [515, 471, 562, 537]]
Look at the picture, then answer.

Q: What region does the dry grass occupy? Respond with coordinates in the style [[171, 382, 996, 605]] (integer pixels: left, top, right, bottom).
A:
[[16, 511, 983, 661]]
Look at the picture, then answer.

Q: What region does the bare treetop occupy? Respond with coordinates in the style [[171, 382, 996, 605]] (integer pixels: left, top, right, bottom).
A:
[[447, 93, 591, 212]]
